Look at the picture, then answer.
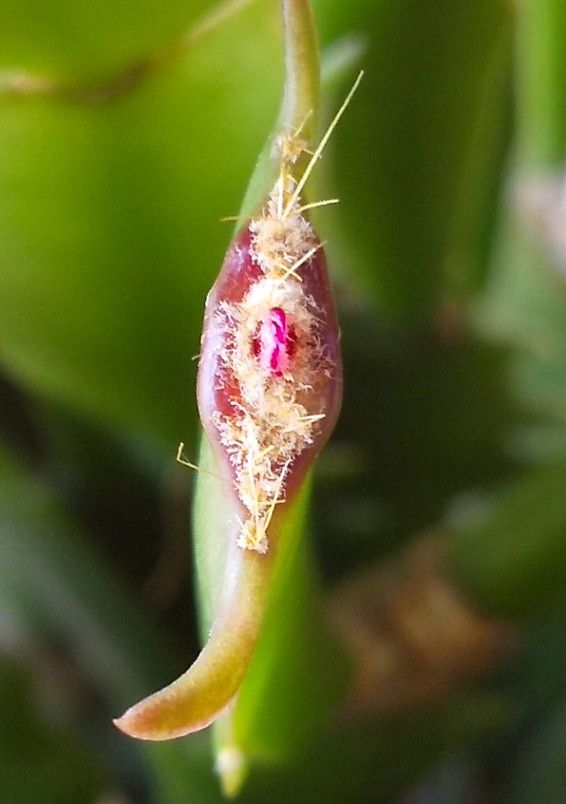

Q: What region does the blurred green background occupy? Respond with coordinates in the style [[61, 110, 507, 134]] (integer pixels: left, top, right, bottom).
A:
[[1, 0, 566, 801]]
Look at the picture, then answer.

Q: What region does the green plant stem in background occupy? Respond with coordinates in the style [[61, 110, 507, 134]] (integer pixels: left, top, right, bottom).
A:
[[325, 0, 513, 321], [447, 463, 566, 617], [456, 1, 566, 620], [518, 0, 566, 166], [446, 0, 566, 624]]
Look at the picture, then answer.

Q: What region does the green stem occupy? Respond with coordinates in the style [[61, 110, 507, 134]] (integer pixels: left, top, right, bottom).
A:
[[280, 0, 320, 148], [238, 0, 320, 222]]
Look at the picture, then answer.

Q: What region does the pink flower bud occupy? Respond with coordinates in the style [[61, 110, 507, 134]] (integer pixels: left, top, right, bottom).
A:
[[198, 176, 343, 554]]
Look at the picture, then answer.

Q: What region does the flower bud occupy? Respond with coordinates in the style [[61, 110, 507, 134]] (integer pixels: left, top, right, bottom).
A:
[[198, 174, 343, 554]]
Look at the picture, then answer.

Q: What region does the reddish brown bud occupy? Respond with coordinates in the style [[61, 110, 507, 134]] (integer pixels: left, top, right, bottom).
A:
[[198, 178, 342, 554]]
